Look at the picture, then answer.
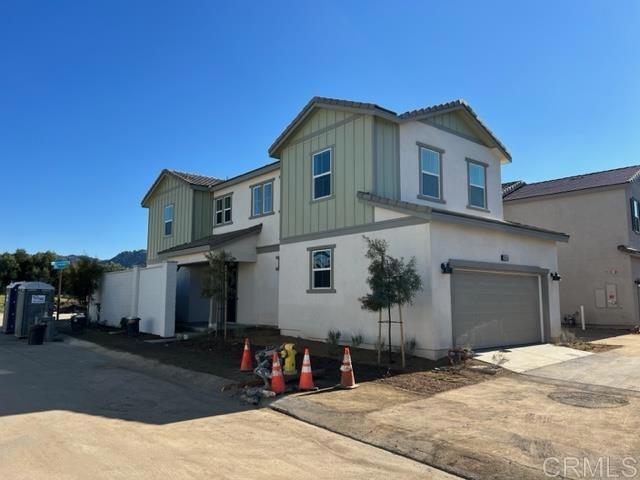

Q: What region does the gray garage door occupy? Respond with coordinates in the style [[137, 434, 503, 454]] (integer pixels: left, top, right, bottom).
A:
[[452, 270, 542, 350]]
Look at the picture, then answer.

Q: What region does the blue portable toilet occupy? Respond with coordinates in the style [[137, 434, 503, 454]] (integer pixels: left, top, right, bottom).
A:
[[2, 282, 24, 334]]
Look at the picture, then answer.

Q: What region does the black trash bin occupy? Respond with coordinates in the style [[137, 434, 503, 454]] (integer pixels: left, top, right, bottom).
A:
[[28, 324, 47, 345], [125, 317, 140, 337], [71, 314, 87, 334]]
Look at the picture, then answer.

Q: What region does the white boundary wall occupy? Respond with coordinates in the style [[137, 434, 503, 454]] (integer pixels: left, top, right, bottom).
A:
[[89, 262, 177, 337]]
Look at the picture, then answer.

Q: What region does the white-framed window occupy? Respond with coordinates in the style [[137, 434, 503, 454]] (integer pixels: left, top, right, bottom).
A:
[[308, 246, 335, 292], [251, 180, 274, 217], [163, 204, 174, 236], [467, 160, 487, 209], [312, 148, 332, 200], [215, 194, 232, 225], [419, 146, 442, 199], [631, 198, 640, 233]]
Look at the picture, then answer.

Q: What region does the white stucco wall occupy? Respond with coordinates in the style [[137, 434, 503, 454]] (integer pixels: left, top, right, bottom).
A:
[[399, 121, 504, 220], [237, 251, 279, 326], [278, 222, 435, 356], [212, 170, 280, 247], [90, 262, 177, 337], [504, 187, 637, 326]]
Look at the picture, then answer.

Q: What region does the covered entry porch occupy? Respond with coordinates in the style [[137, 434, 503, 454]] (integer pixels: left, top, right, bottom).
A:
[[157, 224, 278, 332]]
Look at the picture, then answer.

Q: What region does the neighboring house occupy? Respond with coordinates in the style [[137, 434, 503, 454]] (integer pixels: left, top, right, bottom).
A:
[[137, 96, 568, 359], [503, 165, 640, 328]]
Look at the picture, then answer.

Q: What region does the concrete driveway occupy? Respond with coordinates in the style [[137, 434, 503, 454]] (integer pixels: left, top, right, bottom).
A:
[[474, 343, 592, 373], [525, 334, 640, 392], [0, 335, 453, 480]]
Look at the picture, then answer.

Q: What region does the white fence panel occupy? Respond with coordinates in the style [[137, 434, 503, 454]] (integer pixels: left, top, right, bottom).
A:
[[90, 262, 177, 338]]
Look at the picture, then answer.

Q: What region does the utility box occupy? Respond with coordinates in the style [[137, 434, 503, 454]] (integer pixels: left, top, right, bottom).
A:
[[2, 282, 24, 334], [14, 282, 55, 338]]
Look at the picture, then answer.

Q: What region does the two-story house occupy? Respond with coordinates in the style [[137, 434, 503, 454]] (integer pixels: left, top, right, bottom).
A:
[[141, 96, 568, 359], [503, 166, 640, 328]]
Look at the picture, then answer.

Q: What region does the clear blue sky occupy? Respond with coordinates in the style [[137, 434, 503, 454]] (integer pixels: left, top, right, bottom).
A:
[[1, 1, 638, 259]]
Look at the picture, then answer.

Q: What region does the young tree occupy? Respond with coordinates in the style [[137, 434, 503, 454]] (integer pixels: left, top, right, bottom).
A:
[[359, 236, 422, 366], [64, 256, 106, 306], [202, 249, 236, 337]]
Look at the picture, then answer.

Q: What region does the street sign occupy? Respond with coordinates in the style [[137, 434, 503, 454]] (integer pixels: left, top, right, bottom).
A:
[[51, 260, 70, 270]]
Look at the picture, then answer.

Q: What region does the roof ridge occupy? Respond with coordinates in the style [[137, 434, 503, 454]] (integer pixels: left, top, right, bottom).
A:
[[168, 168, 222, 180], [521, 164, 640, 187]]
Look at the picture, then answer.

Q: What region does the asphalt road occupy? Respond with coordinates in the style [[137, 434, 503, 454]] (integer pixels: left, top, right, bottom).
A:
[[0, 334, 454, 479]]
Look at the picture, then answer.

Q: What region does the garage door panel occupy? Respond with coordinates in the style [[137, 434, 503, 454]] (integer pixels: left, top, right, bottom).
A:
[[452, 270, 541, 349]]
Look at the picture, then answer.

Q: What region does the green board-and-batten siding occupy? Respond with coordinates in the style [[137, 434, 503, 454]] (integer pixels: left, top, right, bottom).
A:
[[192, 190, 213, 240], [280, 108, 375, 240], [146, 175, 196, 263], [373, 117, 400, 199]]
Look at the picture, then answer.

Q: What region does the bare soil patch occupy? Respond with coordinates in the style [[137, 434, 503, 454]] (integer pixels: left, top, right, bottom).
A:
[[559, 341, 621, 353]]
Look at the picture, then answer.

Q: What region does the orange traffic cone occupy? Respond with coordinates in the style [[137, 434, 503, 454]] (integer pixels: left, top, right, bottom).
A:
[[240, 338, 252, 371], [270, 352, 286, 394], [339, 347, 358, 389], [298, 348, 315, 391]]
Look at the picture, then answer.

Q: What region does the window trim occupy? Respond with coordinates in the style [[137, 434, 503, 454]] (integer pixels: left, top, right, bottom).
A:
[[214, 193, 233, 227], [163, 204, 174, 237], [311, 147, 333, 202], [306, 244, 336, 293], [466, 158, 489, 211], [631, 197, 640, 234], [417, 143, 444, 202], [249, 178, 276, 219]]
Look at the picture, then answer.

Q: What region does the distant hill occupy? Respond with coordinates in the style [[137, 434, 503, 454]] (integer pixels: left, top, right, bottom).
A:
[[106, 250, 147, 268]]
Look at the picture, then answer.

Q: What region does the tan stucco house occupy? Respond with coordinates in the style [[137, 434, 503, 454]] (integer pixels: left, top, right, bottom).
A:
[[503, 165, 640, 328], [94, 96, 569, 358]]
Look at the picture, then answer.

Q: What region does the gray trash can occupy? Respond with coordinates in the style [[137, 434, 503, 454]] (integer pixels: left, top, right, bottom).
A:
[[40, 316, 56, 341]]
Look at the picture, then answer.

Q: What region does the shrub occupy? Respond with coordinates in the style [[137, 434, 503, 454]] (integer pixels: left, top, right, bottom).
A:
[[350, 331, 364, 347], [326, 329, 341, 346]]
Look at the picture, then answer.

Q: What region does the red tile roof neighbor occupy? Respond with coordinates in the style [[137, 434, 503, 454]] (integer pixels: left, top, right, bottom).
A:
[[503, 165, 640, 201]]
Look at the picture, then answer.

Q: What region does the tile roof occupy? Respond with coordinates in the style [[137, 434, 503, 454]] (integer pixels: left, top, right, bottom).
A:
[[168, 170, 223, 187], [501, 180, 526, 197], [158, 224, 263, 255], [503, 165, 640, 202], [268, 96, 511, 161]]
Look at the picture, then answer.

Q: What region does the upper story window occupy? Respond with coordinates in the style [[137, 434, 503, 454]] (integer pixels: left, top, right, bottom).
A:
[[419, 145, 442, 200], [164, 204, 174, 236], [467, 160, 488, 210], [631, 198, 640, 233], [215, 194, 232, 226], [312, 148, 332, 200], [251, 180, 274, 217], [307, 245, 335, 293]]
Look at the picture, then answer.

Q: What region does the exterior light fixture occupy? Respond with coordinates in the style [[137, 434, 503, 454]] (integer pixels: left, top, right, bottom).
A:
[[634, 279, 640, 287], [550, 272, 562, 282], [440, 262, 453, 274]]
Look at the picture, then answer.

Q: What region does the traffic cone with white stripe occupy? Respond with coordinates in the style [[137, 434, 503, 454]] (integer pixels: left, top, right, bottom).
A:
[[240, 338, 252, 371], [339, 347, 358, 389], [298, 348, 315, 391], [270, 352, 286, 394]]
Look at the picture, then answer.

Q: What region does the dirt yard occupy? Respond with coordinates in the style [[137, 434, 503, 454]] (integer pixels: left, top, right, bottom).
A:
[[63, 324, 492, 395]]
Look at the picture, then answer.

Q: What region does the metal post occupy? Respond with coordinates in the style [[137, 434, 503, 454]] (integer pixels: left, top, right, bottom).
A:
[[580, 305, 585, 331], [56, 269, 62, 323]]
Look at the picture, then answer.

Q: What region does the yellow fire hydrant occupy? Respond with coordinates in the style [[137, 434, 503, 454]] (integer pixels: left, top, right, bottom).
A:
[[281, 343, 297, 376]]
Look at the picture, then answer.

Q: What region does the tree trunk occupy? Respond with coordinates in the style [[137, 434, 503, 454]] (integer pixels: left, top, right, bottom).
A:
[[208, 297, 215, 333], [387, 304, 392, 365], [377, 310, 382, 365]]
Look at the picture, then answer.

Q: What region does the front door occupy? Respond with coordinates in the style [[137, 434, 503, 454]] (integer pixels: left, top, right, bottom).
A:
[[226, 262, 238, 323]]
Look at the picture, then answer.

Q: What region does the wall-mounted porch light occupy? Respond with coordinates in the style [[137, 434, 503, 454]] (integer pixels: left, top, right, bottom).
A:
[[634, 279, 640, 287], [440, 262, 453, 274], [550, 272, 562, 282]]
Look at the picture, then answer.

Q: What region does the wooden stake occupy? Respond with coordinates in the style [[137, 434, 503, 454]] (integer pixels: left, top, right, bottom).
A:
[[56, 269, 62, 323], [377, 310, 382, 365], [223, 263, 228, 341], [398, 304, 406, 368]]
